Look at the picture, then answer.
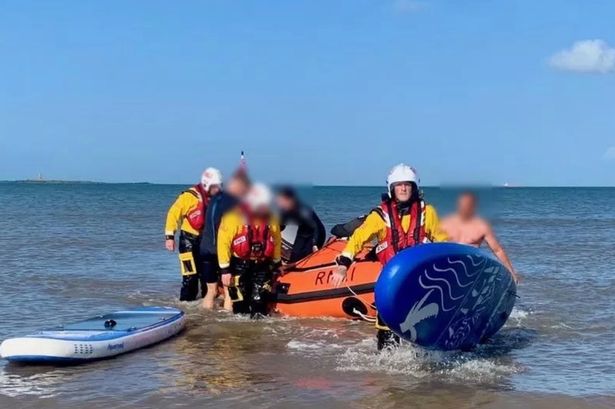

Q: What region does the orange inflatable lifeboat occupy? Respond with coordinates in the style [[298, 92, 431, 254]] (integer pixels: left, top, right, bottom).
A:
[[272, 239, 382, 319]]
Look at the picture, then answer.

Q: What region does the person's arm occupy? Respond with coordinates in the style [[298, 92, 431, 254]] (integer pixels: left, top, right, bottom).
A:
[[217, 212, 238, 270], [341, 211, 386, 259], [164, 192, 192, 251], [424, 205, 449, 243], [330, 216, 366, 238], [217, 211, 239, 286], [333, 211, 385, 287], [483, 224, 520, 283]]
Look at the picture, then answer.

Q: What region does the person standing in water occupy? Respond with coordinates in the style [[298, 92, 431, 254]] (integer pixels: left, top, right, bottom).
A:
[[165, 168, 223, 301], [217, 183, 282, 317], [331, 164, 448, 350], [440, 191, 520, 283], [199, 169, 251, 310]]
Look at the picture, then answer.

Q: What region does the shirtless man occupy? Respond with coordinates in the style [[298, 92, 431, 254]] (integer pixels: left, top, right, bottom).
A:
[[441, 192, 520, 283]]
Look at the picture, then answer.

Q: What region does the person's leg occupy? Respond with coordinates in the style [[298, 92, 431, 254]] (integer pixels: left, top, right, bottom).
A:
[[375, 314, 401, 351], [225, 259, 251, 314], [250, 264, 272, 318], [178, 233, 200, 301], [222, 286, 233, 311], [376, 329, 401, 351], [202, 283, 217, 309], [180, 275, 199, 301], [201, 254, 219, 309], [232, 270, 252, 315]]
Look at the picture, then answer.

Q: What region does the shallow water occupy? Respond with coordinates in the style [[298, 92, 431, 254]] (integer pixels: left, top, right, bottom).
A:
[[1, 184, 614, 408]]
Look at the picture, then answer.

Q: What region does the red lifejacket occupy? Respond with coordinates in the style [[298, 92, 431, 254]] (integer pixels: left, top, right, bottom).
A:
[[185, 184, 210, 231], [374, 199, 427, 264], [231, 208, 276, 262]]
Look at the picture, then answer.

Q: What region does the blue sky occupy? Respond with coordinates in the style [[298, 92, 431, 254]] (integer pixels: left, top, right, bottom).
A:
[[1, 0, 614, 186]]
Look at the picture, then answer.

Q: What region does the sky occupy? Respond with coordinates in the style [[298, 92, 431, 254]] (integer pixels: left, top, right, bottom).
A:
[[1, 0, 614, 186]]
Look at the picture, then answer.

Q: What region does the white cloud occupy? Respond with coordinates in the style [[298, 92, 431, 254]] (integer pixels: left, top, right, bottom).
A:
[[393, 0, 426, 13], [549, 39, 615, 74], [603, 146, 615, 161]]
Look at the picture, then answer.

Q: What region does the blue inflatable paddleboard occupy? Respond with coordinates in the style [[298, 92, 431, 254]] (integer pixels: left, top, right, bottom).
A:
[[375, 243, 516, 351], [0, 306, 185, 363]]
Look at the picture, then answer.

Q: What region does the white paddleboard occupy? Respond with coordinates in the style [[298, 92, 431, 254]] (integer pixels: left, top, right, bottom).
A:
[[0, 306, 185, 363]]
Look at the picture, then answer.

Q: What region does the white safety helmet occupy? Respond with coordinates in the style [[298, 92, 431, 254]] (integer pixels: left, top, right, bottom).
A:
[[201, 167, 223, 191], [386, 163, 419, 198], [245, 182, 273, 211]]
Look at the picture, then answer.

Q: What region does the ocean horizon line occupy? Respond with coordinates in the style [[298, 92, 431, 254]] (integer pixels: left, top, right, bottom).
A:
[[1, 180, 614, 188]]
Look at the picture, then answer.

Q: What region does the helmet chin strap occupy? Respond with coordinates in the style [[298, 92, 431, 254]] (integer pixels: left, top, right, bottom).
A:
[[396, 198, 412, 215], [392, 185, 419, 215], [390, 189, 411, 212]]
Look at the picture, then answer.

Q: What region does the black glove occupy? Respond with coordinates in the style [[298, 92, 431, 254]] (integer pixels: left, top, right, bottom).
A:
[[336, 255, 352, 268], [269, 261, 282, 274]]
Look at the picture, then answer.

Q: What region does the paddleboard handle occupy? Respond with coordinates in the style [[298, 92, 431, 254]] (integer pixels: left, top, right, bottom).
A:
[[104, 319, 117, 329]]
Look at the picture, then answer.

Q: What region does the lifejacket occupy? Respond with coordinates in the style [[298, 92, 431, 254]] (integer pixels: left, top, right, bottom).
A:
[[231, 207, 276, 262], [373, 198, 427, 264], [185, 184, 210, 231]]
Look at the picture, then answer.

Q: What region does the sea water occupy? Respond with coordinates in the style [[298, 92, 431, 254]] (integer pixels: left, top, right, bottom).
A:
[[0, 184, 614, 408]]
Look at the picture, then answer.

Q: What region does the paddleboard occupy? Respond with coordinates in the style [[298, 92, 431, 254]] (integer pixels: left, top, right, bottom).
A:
[[375, 243, 516, 351], [0, 306, 185, 363]]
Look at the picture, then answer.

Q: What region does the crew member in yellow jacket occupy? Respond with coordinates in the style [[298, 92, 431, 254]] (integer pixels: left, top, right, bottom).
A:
[[217, 183, 281, 317], [331, 164, 448, 350], [165, 168, 222, 301]]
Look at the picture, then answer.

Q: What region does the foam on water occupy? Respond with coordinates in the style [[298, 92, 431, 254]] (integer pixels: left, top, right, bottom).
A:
[[508, 307, 529, 322], [337, 338, 521, 385]]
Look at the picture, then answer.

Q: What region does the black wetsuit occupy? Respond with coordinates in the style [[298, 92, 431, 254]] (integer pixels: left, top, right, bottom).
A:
[[280, 203, 326, 263], [330, 215, 367, 238], [228, 258, 275, 318]]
